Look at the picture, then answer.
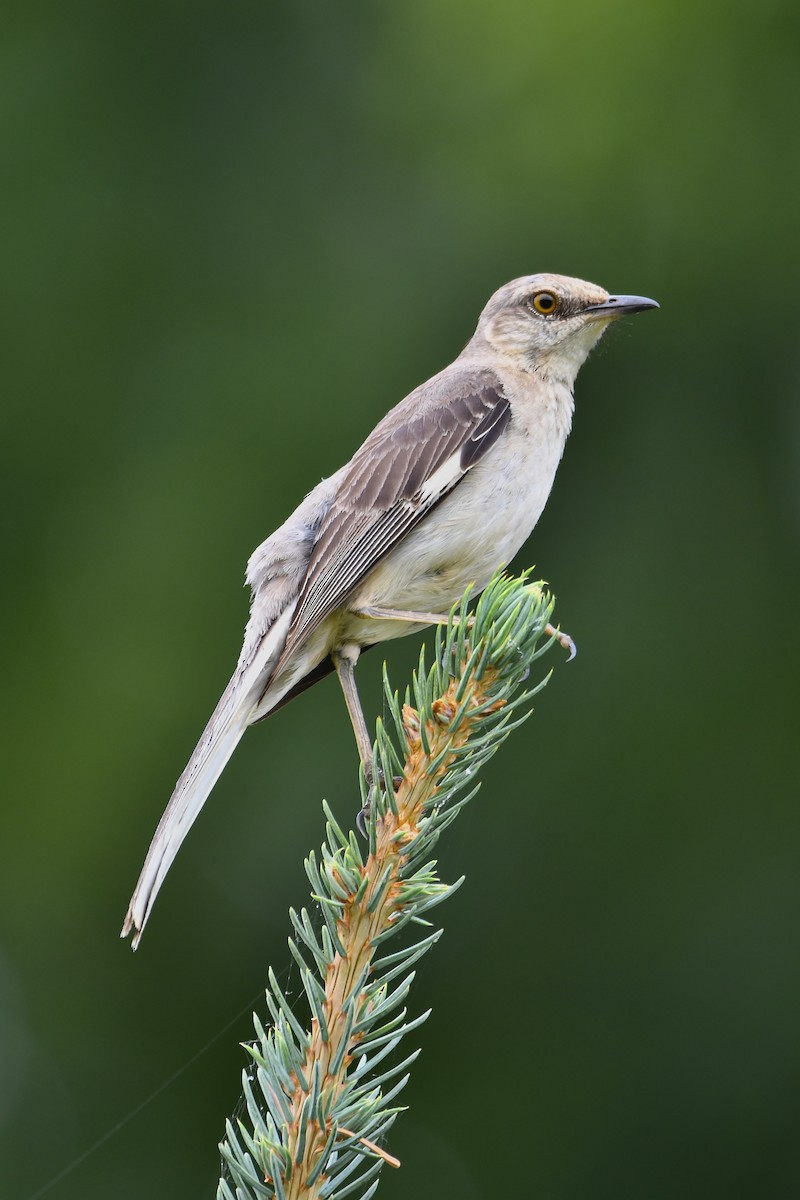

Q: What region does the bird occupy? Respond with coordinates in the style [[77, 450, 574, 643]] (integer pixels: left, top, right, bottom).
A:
[[121, 272, 658, 947]]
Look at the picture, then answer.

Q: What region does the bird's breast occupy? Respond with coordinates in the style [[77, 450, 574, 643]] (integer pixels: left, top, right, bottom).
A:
[[343, 381, 572, 646]]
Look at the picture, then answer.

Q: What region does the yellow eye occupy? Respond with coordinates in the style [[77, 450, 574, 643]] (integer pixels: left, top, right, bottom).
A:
[[531, 291, 557, 315]]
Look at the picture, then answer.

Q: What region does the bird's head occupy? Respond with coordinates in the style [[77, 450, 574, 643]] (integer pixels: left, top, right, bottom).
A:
[[471, 273, 658, 386]]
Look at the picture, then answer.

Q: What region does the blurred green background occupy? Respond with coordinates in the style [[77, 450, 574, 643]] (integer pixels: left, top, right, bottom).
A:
[[2, 1, 798, 1196]]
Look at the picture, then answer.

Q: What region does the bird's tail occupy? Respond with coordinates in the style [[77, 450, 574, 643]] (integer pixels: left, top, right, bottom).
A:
[[121, 606, 297, 948], [120, 675, 252, 948]]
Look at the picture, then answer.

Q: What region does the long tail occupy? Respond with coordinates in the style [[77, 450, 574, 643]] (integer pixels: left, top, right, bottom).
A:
[[121, 606, 296, 948]]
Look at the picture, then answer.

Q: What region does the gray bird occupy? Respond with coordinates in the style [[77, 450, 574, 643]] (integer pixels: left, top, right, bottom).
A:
[[122, 273, 658, 947]]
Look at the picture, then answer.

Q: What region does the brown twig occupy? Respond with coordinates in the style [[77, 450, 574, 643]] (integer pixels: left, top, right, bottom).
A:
[[279, 662, 502, 1198]]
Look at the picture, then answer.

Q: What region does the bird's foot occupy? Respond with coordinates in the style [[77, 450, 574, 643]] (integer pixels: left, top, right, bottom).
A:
[[357, 768, 403, 837], [545, 622, 577, 660]]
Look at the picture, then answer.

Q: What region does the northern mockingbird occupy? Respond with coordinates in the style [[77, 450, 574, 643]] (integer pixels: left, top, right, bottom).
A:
[[122, 273, 657, 946]]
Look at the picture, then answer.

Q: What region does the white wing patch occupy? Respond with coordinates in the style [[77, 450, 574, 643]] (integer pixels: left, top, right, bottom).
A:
[[417, 450, 465, 506]]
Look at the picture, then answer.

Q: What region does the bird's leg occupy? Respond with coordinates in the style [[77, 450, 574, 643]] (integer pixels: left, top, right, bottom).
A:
[[353, 605, 576, 660], [351, 603, 460, 626], [352, 606, 475, 681], [332, 645, 384, 837], [331, 645, 373, 769], [332, 646, 404, 838]]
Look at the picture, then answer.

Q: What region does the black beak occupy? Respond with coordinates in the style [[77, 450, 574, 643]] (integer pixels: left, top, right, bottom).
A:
[[586, 294, 660, 317]]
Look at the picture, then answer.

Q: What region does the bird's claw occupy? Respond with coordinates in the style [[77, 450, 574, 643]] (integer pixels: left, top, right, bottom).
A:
[[545, 622, 577, 661], [357, 769, 403, 837]]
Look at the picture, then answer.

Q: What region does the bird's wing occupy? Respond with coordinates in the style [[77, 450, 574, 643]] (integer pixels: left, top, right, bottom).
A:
[[278, 373, 511, 662]]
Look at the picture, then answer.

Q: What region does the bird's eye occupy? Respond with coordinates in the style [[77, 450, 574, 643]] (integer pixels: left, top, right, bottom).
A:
[[531, 291, 557, 315]]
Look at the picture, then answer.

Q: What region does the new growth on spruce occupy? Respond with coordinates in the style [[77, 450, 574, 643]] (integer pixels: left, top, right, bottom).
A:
[[219, 571, 561, 1200]]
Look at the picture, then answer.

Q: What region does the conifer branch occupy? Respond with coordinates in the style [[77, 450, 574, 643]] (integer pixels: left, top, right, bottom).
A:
[[218, 571, 561, 1200]]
